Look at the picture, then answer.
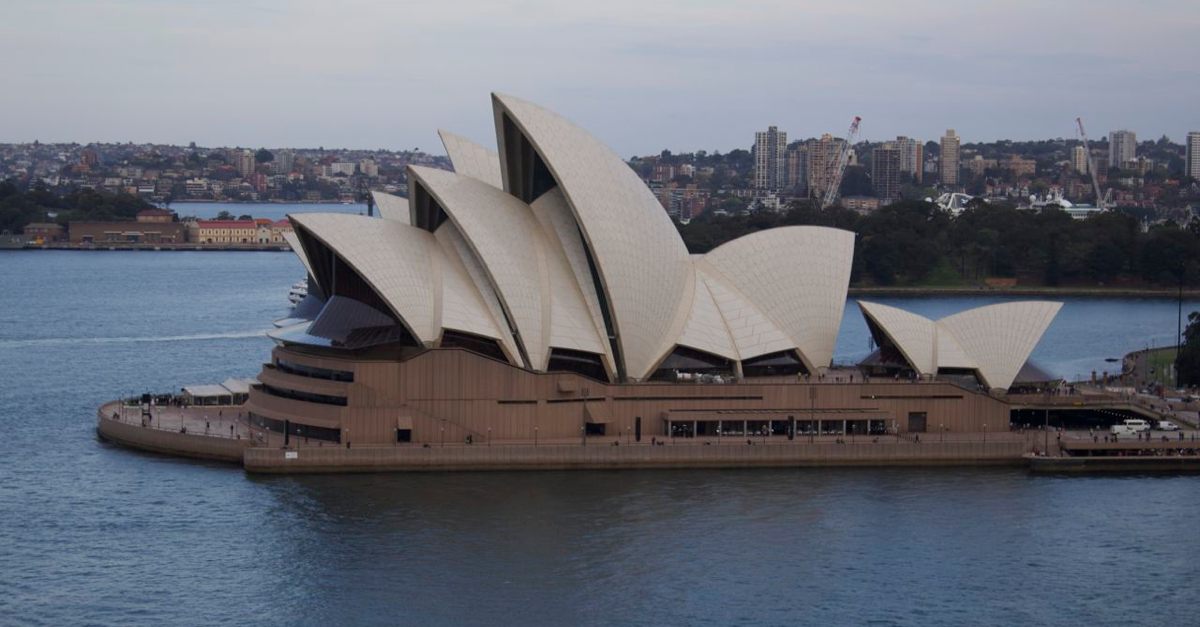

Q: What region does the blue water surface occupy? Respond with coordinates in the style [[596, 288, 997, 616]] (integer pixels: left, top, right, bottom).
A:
[[0, 248, 1197, 627]]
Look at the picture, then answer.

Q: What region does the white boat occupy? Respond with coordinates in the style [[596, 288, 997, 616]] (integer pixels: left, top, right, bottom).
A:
[[288, 280, 308, 306]]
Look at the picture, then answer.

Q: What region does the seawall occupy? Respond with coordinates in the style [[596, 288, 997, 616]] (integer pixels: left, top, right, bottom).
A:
[[96, 413, 248, 463], [242, 440, 1028, 474]]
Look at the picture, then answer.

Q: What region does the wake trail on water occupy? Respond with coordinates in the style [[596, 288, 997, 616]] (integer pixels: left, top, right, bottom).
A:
[[0, 329, 270, 348]]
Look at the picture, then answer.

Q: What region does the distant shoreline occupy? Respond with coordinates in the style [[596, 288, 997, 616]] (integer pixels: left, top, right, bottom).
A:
[[4, 246, 1200, 298]]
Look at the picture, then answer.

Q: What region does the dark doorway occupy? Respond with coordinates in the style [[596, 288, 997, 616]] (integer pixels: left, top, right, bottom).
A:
[[635, 416, 641, 442], [908, 412, 927, 433], [397, 429, 412, 443]]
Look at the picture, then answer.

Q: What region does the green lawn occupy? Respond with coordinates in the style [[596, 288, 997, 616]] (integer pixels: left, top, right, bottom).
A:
[[1143, 347, 1179, 388]]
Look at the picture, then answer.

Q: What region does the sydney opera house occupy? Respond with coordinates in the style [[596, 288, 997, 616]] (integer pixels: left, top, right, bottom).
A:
[[241, 93, 1060, 450]]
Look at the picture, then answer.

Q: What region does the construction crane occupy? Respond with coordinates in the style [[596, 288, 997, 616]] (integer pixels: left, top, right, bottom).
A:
[[821, 115, 862, 209], [1075, 117, 1108, 210]]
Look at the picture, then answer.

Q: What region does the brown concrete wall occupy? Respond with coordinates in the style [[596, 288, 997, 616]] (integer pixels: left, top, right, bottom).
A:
[[243, 440, 1027, 474], [244, 346, 1014, 448], [96, 414, 248, 463]]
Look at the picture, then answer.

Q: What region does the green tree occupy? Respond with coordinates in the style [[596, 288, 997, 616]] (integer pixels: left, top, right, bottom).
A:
[[1178, 311, 1200, 386], [216, 210, 235, 220], [255, 148, 274, 163]]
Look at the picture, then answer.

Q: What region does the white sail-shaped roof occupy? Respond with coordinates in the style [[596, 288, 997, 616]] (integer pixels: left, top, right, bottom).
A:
[[438, 130, 503, 188], [675, 271, 739, 361], [701, 226, 855, 371], [433, 223, 519, 360], [859, 300, 1062, 390], [408, 166, 551, 369], [525, 193, 610, 361], [371, 191, 409, 223], [289, 213, 438, 343], [938, 301, 1063, 390], [281, 230, 317, 281], [493, 93, 693, 380], [528, 189, 612, 363], [695, 269, 795, 361], [431, 227, 510, 350], [859, 301, 937, 374], [274, 93, 1064, 389]]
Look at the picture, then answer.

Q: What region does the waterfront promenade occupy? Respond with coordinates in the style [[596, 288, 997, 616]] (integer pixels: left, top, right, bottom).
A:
[[91, 399, 1066, 473]]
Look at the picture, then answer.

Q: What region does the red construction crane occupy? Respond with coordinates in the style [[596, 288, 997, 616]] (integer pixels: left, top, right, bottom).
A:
[[1075, 117, 1108, 210], [821, 116, 862, 209]]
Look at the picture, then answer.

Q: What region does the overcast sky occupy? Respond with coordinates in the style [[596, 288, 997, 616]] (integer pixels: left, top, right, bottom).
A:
[[2, 0, 1197, 155]]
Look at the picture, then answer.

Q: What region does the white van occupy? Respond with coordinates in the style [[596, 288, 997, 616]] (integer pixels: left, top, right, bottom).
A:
[[1110, 419, 1150, 436]]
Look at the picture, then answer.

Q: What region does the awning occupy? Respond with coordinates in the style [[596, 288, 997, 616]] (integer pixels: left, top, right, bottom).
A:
[[182, 384, 231, 398]]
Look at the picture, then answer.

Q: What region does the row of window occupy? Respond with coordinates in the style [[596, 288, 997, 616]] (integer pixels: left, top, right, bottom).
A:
[[275, 359, 354, 382], [249, 412, 341, 443], [259, 383, 348, 406]]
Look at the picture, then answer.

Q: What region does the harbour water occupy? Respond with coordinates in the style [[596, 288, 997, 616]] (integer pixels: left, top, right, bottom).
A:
[[2, 249, 1199, 626]]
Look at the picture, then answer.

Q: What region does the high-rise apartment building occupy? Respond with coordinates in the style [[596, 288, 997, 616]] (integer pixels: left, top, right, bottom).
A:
[[753, 126, 787, 191], [1071, 145, 1090, 175], [871, 144, 902, 203], [806, 134, 844, 199], [1186, 131, 1200, 180], [784, 145, 807, 195], [1108, 130, 1136, 168], [939, 129, 960, 187], [894, 136, 923, 183], [236, 150, 256, 178], [275, 150, 295, 175]]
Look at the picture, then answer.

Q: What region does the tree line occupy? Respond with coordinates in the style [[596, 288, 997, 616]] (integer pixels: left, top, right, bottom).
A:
[[678, 199, 1200, 288], [0, 180, 156, 234]]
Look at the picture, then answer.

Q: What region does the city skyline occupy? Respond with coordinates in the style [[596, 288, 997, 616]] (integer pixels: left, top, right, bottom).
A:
[[2, 1, 1198, 155]]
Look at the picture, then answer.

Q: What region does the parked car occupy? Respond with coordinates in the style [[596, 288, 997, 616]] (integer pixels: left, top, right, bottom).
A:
[[1111, 419, 1151, 436], [1157, 420, 1181, 432]]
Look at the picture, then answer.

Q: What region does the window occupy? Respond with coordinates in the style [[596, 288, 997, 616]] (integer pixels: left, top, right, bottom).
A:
[[547, 348, 609, 382], [259, 383, 347, 406], [249, 412, 340, 443], [741, 350, 808, 378], [275, 359, 354, 382], [440, 330, 509, 363]]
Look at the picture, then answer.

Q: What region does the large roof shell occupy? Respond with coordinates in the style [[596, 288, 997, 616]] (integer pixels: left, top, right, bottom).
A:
[[433, 223, 519, 359], [701, 226, 855, 371], [937, 301, 1062, 390], [492, 93, 693, 380], [438, 130, 503, 188], [858, 301, 937, 374], [858, 300, 1062, 390], [288, 213, 438, 344], [408, 166, 551, 369], [370, 191, 410, 224], [282, 229, 317, 282]]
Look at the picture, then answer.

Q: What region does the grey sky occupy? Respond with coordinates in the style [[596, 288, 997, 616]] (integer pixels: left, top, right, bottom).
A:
[[2, 0, 1197, 155]]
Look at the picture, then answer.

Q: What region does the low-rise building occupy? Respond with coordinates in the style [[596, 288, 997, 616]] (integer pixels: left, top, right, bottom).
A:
[[23, 222, 65, 242], [69, 220, 187, 244], [191, 220, 259, 244]]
